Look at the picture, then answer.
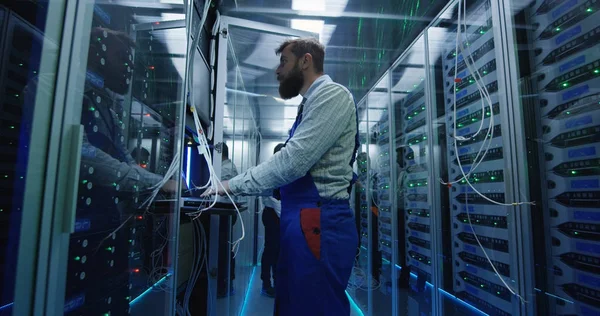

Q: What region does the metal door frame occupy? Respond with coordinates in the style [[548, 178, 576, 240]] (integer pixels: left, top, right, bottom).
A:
[[211, 15, 316, 316], [2, 1, 75, 315]]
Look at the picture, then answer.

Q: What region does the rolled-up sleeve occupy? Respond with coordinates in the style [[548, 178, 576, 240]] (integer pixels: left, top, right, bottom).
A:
[[228, 84, 355, 196]]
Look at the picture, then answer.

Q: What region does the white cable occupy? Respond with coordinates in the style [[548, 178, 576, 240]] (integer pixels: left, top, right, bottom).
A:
[[447, 0, 529, 305]]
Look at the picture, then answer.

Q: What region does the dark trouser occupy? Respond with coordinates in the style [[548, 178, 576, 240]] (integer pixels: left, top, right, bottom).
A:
[[217, 214, 237, 295], [371, 209, 382, 282], [261, 207, 280, 287]]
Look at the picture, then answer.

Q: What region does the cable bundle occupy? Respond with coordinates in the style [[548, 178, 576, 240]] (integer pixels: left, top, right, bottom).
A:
[[441, 0, 531, 303]]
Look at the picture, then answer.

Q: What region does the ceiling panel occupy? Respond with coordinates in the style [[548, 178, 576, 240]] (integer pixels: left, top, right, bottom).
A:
[[220, 0, 450, 137], [221, 0, 449, 103]]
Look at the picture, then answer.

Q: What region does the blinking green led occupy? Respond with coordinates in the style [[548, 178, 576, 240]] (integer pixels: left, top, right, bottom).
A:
[[555, 27, 561, 32], [74, 256, 81, 261], [594, 69, 600, 74], [491, 176, 496, 180], [571, 170, 577, 175], [587, 8, 593, 12], [562, 82, 569, 88]]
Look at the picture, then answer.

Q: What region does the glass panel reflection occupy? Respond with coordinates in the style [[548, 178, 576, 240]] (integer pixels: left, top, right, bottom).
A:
[[367, 78, 394, 315], [349, 100, 372, 314], [0, 2, 63, 314], [391, 34, 434, 316], [64, 3, 186, 315]]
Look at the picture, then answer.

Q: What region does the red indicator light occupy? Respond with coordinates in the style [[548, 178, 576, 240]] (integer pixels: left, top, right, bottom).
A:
[[136, 216, 143, 220], [133, 268, 140, 273]]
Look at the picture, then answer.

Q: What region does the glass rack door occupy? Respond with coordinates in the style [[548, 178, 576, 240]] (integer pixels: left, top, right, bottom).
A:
[[0, 2, 67, 315]]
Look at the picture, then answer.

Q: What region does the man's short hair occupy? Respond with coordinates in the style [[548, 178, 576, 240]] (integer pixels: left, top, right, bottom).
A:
[[276, 38, 325, 73], [222, 143, 229, 159], [274, 143, 285, 154]]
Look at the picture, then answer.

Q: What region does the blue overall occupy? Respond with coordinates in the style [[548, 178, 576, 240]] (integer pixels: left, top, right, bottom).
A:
[[274, 96, 359, 316]]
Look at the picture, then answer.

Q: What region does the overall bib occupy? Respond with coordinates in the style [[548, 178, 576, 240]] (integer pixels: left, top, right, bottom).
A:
[[274, 97, 359, 316]]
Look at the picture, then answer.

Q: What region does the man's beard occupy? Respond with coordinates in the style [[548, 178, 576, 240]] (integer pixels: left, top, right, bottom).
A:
[[278, 63, 304, 99]]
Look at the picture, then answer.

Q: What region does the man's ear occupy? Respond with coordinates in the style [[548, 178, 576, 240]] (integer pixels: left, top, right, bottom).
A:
[[302, 53, 313, 70]]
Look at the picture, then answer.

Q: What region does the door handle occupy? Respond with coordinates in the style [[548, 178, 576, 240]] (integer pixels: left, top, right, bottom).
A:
[[64, 124, 83, 233]]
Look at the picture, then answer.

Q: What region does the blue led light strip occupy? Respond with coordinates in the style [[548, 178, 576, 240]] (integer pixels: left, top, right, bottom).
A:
[[129, 274, 171, 306], [240, 267, 257, 316], [346, 291, 366, 316], [186, 147, 191, 189], [0, 302, 14, 311]]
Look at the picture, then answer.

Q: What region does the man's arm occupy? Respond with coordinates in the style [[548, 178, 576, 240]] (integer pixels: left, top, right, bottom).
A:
[[81, 132, 165, 193], [228, 84, 355, 196]]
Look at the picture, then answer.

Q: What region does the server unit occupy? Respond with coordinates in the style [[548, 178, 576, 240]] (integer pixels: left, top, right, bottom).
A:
[[376, 117, 394, 264], [530, 0, 600, 314], [441, 2, 513, 315], [399, 83, 434, 281]]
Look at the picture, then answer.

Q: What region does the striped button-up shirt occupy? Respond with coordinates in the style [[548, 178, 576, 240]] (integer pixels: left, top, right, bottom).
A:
[[228, 75, 357, 200]]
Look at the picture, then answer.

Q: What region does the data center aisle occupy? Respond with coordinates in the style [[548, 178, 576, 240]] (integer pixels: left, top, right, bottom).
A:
[[240, 267, 364, 316]]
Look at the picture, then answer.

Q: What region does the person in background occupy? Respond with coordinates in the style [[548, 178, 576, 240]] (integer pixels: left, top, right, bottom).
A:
[[221, 142, 238, 181], [203, 37, 360, 315], [217, 143, 238, 298], [260, 143, 285, 298], [131, 147, 151, 169]]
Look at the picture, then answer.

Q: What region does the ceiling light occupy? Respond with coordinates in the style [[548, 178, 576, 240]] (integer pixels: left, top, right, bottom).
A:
[[291, 19, 325, 39], [161, 13, 185, 21], [292, 0, 326, 11]]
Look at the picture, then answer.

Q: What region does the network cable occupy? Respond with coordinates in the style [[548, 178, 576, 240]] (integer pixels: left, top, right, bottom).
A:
[[183, 0, 247, 259], [443, 0, 531, 304]]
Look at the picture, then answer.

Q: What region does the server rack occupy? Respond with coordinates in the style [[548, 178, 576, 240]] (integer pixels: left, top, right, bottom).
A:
[[400, 82, 434, 283], [440, 1, 515, 315], [60, 4, 185, 315], [529, 0, 600, 314]]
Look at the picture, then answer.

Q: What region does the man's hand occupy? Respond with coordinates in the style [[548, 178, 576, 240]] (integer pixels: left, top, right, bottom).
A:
[[201, 180, 231, 197], [161, 179, 179, 193]]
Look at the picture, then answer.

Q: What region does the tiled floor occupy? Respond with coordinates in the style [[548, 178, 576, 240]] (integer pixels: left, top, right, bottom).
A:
[[241, 267, 364, 316]]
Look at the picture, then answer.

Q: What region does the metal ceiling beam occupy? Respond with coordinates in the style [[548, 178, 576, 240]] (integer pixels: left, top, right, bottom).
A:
[[95, 1, 184, 11], [225, 7, 434, 22]]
